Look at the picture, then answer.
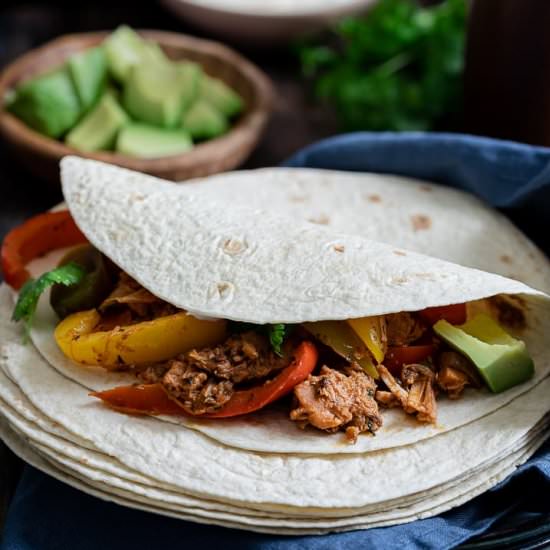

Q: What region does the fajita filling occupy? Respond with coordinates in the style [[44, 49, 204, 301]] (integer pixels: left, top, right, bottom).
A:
[[10, 239, 535, 444]]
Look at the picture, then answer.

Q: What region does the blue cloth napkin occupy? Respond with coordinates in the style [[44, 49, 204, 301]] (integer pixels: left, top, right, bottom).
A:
[[3, 132, 550, 550]]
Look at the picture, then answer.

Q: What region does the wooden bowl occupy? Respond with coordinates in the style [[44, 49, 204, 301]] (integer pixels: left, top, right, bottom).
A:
[[0, 30, 274, 183]]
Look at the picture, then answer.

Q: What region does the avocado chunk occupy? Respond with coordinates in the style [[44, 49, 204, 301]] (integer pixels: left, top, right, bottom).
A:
[[433, 314, 534, 393], [123, 63, 188, 128], [104, 26, 170, 83], [141, 40, 170, 67], [104, 25, 147, 82], [177, 62, 202, 113], [65, 92, 128, 152], [182, 99, 228, 140], [116, 123, 193, 158], [8, 68, 81, 138], [68, 46, 107, 111], [200, 75, 243, 118]]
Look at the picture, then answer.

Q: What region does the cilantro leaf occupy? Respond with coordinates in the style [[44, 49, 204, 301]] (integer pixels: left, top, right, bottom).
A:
[[12, 262, 86, 339], [268, 324, 287, 357], [228, 321, 291, 356]]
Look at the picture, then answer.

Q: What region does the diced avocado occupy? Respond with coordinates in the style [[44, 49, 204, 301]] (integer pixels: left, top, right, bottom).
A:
[[65, 92, 128, 152], [123, 63, 187, 128], [68, 46, 107, 111], [103, 25, 147, 82], [200, 75, 243, 118], [8, 68, 81, 138], [433, 314, 534, 393], [182, 99, 228, 140], [141, 40, 170, 66], [116, 123, 193, 158], [177, 62, 202, 112], [103, 27, 171, 83]]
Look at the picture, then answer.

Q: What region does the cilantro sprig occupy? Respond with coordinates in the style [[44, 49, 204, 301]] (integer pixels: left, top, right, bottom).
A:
[[12, 262, 85, 339]]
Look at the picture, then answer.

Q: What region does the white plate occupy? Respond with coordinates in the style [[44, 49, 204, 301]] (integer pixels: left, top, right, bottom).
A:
[[161, 0, 377, 44]]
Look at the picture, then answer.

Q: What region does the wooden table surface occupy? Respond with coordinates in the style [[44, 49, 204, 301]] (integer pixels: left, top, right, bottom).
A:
[[0, 0, 339, 530]]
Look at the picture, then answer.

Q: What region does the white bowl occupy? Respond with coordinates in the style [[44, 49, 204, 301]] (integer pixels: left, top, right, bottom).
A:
[[161, 0, 377, 45]]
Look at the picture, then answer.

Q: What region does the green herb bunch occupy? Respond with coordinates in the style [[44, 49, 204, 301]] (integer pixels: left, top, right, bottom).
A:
[[297, 0, 467, 132]]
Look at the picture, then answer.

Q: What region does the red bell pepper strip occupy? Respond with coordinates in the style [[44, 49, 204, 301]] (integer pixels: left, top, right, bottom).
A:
[[91, 383, 185, 416], [384, 344, 436, 375], [419, 303, 466, 326], [205, 341, 318, 418], [92, 341, 319, 418], [1, 210, 87, 290]]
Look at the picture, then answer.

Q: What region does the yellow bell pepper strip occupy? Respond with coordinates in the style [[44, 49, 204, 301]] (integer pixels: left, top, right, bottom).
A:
[[302, 321, 379, 379], [54, 309, 226, 370], [347, 316, 387, 364]]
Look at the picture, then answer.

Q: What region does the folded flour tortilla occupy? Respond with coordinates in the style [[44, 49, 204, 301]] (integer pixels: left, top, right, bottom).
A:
[[3, 157, 550, 529], [14, 156, 550, 454], [60, 157, 545, 323]]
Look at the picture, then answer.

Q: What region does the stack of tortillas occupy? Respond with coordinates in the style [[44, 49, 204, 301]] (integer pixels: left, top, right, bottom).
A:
[[1, 158, 550, 534]]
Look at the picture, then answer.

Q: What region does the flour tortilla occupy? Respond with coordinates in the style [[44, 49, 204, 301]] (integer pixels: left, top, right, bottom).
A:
[[0, 418, 294, 536], [23, 268, 550, 455], [4, 284, 550, 512], [8, 409, 550, 531], [53, 167, 550, 293], [183, 168, 550, 294], [3, 412, 546, 535], [3, 359, 548, 526], [61, 157, 545, 324], [4, 304, 548, 524], [16, 156, 548, 454], [5, 161, 550, 532]]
